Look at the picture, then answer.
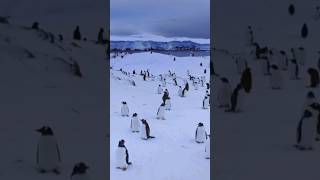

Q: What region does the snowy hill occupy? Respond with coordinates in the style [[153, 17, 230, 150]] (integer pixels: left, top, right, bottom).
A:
[[110, 52, 210, 180], [213, 0, 320, 179], [0, 21, 107, 179]]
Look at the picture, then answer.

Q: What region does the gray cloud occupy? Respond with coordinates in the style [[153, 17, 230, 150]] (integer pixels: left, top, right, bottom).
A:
[[111, 0, 210, 39]]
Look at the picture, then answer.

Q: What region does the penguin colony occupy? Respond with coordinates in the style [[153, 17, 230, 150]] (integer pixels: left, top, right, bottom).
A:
[[112, 55, 211, 171], [214, 2, 320, 152]]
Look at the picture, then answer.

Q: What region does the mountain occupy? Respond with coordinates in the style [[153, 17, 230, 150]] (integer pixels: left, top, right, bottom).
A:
[[110, 40, 210, 51]]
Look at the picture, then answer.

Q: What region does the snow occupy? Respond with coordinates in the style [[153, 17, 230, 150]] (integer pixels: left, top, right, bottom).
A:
[[213, 0, 320, 179], [0, 22, 107, 179], [110, 52, 210, 180]]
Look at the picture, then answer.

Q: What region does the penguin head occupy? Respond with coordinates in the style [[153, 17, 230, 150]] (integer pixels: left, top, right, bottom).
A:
[[299, 47, 304, 51], [122, 101, 127, 105], [118, 139, 125, 147], [71, 162, 89, 176], [307, 91, 315, 98], [133, 113, 137, 117], [198, 122, 204, 127], [36, 126, 54, 136]]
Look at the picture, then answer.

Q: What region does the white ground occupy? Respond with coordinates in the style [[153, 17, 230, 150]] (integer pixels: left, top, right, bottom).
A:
[[213, 0, 320, 179], [110, 52, 210, 180]]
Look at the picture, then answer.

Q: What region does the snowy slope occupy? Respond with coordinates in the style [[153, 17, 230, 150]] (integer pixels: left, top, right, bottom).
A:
[[0, 22, 107, 179], [213, 0, 320, 179], [110, 52, 210, 180]]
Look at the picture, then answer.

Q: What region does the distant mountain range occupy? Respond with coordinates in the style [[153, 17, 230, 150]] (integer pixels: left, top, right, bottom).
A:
[[110, 40, 210, 51]]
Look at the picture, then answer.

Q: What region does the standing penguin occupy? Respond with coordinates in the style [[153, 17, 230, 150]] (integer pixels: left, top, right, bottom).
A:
[[289, 59, 299, 80], [71, 162, 90, 180], [240, 68, 252, 93], [205, 135, 210, 159], [225, 83, 245, 112], [121, 102, 129, 117], [97, 28, 105, 44], [156, 103, 166, 120], [270, 65, 283, 89], [130, 113, 140, 133], [36, 126, 61, 174], [301, 23, 308, 39], [165, 97, 171, 110], [140, 119, 155, 140], [195, 123, 208, 143], [217, 77, 232, 108], [307, 68, 319, 88], [73, 26, 81, 40], [116, 139, 132, 170], [202, 96, 209, 109], [288, 4, 295, 16], [295, 103, 320, 150], [279, 50, 288, 70], [162, 90, 169, 103], [157, 84, 163, 94], [178, 86, 183, 97]]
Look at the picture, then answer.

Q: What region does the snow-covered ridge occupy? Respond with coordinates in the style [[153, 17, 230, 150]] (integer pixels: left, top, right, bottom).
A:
[[110, 40, 210, 51]]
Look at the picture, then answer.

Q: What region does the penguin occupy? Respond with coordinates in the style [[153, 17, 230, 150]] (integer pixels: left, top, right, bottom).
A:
[[73, 26, 81, 40], [204, 69, 207, 74], [156, 103, 166, 120], [143, 73, 147, 81], [121, 102, 129, 117], [202, 96, 209, 109], [295, 47, 306, 66], [182, 87, 188, 97], [294, 103, 320, 150], [288, 4, 295, 16], [205, 135, 210, 159], [206, 83, 210, 90], [36, 126, 61, 174], [261, 56, 271, 75], [301, 23, 308, 39], [301, 91, 316, 115], [270, 65, 283, 89], [130, 113, 140, 133], [225, 83, 245, 112], [307, 68, 319, 88], [240, 68, 252, 93], [133, 70, 136, 75], [165, 97, 171, 110], [200, 63, 203, 67], [178, 86, 183, 97], [140, 119, 155, 140], [246, 26, 254, 46], [71, 162, 90, 180], [217, 77, 232, 108], [289, 59, 299, 80], [157, 84, 163, 94], [195, 123, 207, 143], [185, 81, 189, 91], [162, 90, 169, 103], [116, 139, 132, 170], [279, 50, 288, 70]]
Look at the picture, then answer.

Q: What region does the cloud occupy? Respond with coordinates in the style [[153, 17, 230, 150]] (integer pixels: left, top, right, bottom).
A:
[[111, 0, 210, 39]]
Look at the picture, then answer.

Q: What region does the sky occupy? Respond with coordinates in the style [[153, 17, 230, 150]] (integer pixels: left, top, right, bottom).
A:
[[111, 0, 210, 39]]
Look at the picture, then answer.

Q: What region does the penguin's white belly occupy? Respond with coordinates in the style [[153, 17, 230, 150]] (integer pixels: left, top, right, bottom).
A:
[[301, 117, 317, 147], [115, 147, 127, 168], [140, 124, 148, 139], [71, 174, 90, 180], [121, 106, 129, 116], [131, 117, 140, 132], [37, 136, 60, 170], [196, 127, 206, 143], [205, 138, 210, 158]]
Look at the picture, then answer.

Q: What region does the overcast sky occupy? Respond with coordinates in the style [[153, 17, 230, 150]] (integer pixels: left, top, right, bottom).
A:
[[111, 0, 210, 39]]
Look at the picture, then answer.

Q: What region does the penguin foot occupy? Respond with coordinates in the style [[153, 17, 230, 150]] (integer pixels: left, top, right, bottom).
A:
[[205, 157, 210, 159]]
